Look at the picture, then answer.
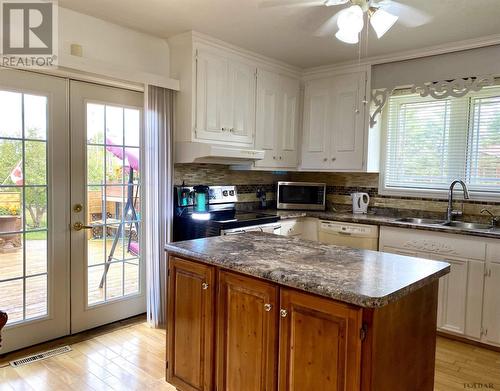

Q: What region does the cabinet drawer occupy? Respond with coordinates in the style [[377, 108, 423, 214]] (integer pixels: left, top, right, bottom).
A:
[[379, 227, 486, 261]]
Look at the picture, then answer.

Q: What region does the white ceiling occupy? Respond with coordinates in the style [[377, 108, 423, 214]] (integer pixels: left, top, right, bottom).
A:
[[59, 0, 500, 69]]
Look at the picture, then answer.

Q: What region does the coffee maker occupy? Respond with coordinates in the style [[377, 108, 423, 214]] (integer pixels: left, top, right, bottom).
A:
[[177, 182, 192, 207], [193, 185, 210, 213]]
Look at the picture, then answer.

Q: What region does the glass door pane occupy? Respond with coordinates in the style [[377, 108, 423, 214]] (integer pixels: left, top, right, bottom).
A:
[[86, 103, 141, 306], [0, 91, 48, 325]]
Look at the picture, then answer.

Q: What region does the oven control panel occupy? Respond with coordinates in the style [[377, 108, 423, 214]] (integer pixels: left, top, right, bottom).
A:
[[208, 186, 238, 204]]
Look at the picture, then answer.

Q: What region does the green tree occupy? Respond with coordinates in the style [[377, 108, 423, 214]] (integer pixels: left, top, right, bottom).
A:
[[0, 128, 47, 228]]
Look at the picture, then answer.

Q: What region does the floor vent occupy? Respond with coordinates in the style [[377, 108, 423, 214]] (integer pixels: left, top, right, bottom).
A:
[[9, 345, 72, 367]]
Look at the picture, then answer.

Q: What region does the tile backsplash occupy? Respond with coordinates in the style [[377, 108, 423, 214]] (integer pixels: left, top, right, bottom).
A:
[[174, 164, 287, 203], [174, 164, 500, 221]]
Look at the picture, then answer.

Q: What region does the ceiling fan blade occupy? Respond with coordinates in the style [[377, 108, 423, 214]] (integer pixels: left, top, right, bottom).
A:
[[377, 0, 433, 27], [258, 0, 326, 8], [314, 9, 343, 37], [324, 0, 350, 5]]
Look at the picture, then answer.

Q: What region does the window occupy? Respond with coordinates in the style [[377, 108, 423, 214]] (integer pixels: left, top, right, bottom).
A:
[[381, 85, 500, 198]]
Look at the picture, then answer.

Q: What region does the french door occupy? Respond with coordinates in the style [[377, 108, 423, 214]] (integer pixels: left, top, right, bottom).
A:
[[0, 71, 146, 353], [70, 81, 146, 333], [0, 69, 69, 353]]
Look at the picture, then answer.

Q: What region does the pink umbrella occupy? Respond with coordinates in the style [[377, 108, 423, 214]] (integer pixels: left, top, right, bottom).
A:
[[106, 137, 139, 171]]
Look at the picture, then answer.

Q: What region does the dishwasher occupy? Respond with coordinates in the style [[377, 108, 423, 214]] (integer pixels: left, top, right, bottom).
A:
[[318, 221, 379, 250]]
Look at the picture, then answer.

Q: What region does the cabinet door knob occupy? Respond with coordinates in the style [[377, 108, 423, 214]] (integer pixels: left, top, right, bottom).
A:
[[323, 158, 328, 162], [355, 108, 360, 114], [273, 156, 276, 160], [279, 156, 282, 160], [280, 309, 288, 318], [201, 282, 209, 290], [264, 303, 272, 312], [331, 157, 336, 162]]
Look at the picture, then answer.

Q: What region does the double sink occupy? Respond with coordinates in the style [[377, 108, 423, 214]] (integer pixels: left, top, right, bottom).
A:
[[395, 217, 495, 231]]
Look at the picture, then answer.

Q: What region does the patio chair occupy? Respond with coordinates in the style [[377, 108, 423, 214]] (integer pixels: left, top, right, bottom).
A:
[[0, 310, 7, 348]]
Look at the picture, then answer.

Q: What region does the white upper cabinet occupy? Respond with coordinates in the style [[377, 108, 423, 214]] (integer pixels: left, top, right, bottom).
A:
[[227, 60, 256, 144], [169, 32, 375, 168], [301, 70, 368, 171], [169, 33, 261, 153], [195, 48, 256, 145], [302, 77, 332, 170], [195, 48, 227, 141], [331, 73, 366, 170], [255, 70, 279, 164], [255, 69, 300, 169]]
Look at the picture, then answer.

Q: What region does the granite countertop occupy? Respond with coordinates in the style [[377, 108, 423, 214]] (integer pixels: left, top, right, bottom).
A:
[[165, 232, 450, 308], [264, 209, 500, 239]]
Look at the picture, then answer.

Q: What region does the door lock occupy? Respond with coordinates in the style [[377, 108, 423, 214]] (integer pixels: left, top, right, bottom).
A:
[[73, 203, 83, 213]]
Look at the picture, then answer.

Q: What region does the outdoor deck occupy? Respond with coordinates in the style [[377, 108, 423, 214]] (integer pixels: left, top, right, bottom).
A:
[[0, 239, 139, 325]]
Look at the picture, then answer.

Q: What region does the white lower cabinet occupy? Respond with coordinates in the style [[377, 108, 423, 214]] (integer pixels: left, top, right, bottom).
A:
[[379, 227, 489, 343], [437, 257, 484, 338]]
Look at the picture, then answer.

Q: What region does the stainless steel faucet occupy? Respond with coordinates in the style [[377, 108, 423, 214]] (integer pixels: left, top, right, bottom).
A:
[[481, 208, 499, 227], [447, 180, 470, 222]]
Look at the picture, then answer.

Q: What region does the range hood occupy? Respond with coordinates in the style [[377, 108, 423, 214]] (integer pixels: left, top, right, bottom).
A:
[[175, 142, 265, 165]]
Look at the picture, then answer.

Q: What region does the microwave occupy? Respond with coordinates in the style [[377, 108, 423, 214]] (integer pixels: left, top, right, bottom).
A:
[[277, 182, 326, 211]]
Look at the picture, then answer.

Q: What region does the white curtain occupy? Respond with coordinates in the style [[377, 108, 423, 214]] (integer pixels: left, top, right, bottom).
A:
[[145, 85, 174, 327]]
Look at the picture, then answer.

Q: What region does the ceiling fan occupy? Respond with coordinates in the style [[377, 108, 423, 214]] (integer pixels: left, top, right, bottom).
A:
[[259, 0, 432, 44]]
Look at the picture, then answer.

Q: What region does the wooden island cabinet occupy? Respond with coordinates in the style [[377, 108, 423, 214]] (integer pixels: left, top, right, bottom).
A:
[[167, 257, 215, 391], [167, 255, 441, 391]]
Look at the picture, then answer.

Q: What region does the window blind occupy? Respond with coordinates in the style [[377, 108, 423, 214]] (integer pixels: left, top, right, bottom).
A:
[[383, 85, 500, 195]]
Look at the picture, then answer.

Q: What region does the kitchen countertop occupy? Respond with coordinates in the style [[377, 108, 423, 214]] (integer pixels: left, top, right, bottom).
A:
[[165, 232, 450, 308], [264, 209, 500, 239]]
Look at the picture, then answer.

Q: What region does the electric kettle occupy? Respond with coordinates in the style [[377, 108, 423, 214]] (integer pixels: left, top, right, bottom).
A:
[[351, 193, 370, 214]]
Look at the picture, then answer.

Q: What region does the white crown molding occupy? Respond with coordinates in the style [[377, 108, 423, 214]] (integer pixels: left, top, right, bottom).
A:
[[189, 31, 303, 78], [303, 33, 500, 78], [169, 30, 500, 83]]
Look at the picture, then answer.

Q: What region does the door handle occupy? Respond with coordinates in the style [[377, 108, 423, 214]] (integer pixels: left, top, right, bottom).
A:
[[73, 222, 93, 231]]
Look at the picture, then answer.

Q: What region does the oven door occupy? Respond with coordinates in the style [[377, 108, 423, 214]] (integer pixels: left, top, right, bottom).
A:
[[277, 182, 326, 210]]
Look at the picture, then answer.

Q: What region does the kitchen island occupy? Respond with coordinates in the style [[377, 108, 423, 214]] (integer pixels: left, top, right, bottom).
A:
[[165, 232, 450, 391]]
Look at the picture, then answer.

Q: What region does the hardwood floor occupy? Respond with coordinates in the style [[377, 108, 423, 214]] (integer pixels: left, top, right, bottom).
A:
[[434, 337, 500, 391], [0, 316, 499, 390], [0, 316, 174, 391]]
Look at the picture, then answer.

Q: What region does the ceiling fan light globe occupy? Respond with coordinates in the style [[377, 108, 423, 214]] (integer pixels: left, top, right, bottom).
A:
[[337, 5, 364, 34], [370, 8, 398, 38], [335, 28, 359, 44]]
